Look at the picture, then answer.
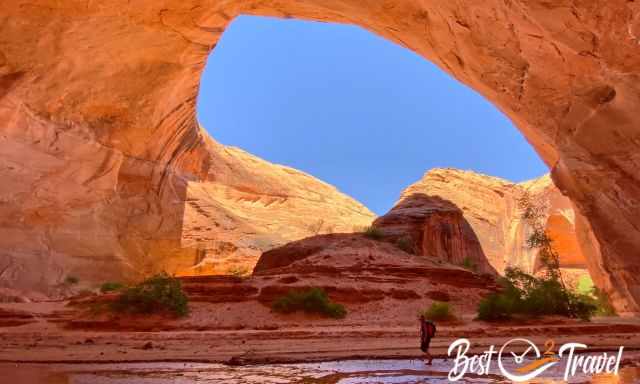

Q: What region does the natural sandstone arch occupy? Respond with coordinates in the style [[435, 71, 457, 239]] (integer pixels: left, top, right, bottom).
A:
[[1, 1, 639, 312], [540, 212, 587, 270]]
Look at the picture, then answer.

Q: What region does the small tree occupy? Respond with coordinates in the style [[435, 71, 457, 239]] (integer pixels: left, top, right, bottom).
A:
[[476, 267, 596, 321], [476, 192, 597, 321], [518, 191, 562, 281]]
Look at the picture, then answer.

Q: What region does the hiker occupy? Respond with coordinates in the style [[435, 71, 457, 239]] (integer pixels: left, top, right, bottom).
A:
[[419, 315, 436, 365]]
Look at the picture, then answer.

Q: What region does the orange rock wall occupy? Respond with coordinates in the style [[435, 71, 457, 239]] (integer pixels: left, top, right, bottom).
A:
[[400, 169, 589, 275], [179, 131, 375, 277], [1, 1, 639, 312], [372, 193, 497, 275]]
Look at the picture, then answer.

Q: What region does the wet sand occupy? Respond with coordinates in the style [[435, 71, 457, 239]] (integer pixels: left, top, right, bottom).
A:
[[2, 356, 640, 384]]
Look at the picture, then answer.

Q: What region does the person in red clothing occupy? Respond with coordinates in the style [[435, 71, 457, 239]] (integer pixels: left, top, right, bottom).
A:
[[419, 315, 436, 365]]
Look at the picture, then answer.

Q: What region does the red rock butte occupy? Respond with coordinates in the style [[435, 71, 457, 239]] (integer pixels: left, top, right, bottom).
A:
[[1, 1, 639, 313]]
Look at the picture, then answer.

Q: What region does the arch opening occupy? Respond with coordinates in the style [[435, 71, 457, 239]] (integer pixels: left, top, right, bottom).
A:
[[184, 15, 594, 293], [196, 15, 547, 215]]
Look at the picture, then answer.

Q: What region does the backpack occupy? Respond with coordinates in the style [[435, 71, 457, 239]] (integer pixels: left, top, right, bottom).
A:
[[425, 320, 436, 338]]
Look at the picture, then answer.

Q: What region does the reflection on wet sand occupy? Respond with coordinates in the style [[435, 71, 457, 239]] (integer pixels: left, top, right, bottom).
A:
[[2, 357, 639, 384]]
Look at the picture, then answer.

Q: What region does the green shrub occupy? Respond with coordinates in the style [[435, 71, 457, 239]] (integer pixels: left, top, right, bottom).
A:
[[476, 267, 597, 321], [462, 256, 478, 272], [64, 275, 79, 285], [591, 287, 617, 316], [395, 236, 415, 254], [227, 265, 250, 277], [421, 301, 453, 321], [576, 275, 594, 295], [362, 226, 384, 240], [488, 194, 598, 322], [570, 293, 600, 321], [522, 278, 574, 316], [567, 276, 616, 317], [272, 288, 346, 319], [100, 281, 124, 293], [111, 273, 189, 317], [477, 293, 515, 321]]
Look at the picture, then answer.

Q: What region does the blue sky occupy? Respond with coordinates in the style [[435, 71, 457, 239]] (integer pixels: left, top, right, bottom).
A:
[[197, 16, 547, 215]]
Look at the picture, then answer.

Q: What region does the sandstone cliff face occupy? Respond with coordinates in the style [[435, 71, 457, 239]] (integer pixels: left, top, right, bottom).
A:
[[0, 119, 373, 296], [399, 169, 589, 277], [179, 131, 375, 276], [252, 171, 574, 281], [1, 1, 639, 311], [372, 193, 496, 275]]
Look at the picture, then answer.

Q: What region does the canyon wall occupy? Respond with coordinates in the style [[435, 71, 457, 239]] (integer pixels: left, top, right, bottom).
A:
[[180, 131, 374, 276], [0, 115, 373, 296], [400, 169, 590, 277], [1, 1, 639, 312]]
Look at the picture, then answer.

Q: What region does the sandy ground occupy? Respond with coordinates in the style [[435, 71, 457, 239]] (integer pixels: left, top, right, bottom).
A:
[[1, 300, 639, 365]]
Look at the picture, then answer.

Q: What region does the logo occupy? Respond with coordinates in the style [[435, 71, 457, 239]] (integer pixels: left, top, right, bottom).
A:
[[447, 338, 624, 382], [497, 338, 559, 381]]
